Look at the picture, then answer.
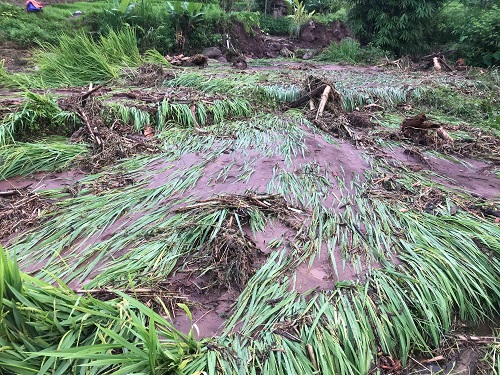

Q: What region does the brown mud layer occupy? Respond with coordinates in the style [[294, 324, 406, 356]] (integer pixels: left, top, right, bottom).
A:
[[228, 20, 350, 59]]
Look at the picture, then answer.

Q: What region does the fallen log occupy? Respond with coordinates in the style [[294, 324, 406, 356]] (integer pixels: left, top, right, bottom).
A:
[[0, 190, 20, 197], [287, 84, 327, 108]]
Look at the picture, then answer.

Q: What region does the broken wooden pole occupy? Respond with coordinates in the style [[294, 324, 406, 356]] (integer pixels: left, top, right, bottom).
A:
[[316, 85, 332, 120], [433, 57, 442, 71], [438, 57, 453, 72]]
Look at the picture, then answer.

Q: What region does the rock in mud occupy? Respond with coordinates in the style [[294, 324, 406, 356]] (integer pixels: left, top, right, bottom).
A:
[[280, 47, 294, 58], [202, 47, 222, 59], [302, 50, 316, 60]]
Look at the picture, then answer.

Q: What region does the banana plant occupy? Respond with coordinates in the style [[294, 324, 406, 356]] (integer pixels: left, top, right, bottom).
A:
[[166, 1, 205, 49], [166, 1, 205, 28], [104, 0, 137, 29], [285, 0, 315, 38]]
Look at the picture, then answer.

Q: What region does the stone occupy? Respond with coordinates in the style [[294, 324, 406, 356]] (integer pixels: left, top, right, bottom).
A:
[[280, 47, 294, 58], [302, 50, 315, 60], [201, 47, 222, 59]]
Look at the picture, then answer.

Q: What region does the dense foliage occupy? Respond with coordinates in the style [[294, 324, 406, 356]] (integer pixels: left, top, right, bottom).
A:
[[0, 0, 498, 66], [453, 4, 500, 66], [346, 0, 448, 55]]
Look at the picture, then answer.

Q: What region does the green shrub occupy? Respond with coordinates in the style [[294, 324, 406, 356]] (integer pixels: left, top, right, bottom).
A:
[[416, 86, 499, 128], [287, 0, 315, 38], [317, 38, 388, 64], [184, 4, 227, 50], [312, 8, 346, 24], [259, 14, 292, 35], [230, 11, 260, 33], [304, 0, 342, 14], [454, 5, 500, 67], [254, 0, 281, 14], [346, 0, 448, 55], [85, 0, 176, 54]]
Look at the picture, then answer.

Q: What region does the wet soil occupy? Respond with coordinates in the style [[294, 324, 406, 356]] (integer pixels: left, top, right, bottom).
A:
[[0, 42, 33, 73], [389, 147, 499, 200], [229, 20, 350, 59], [0, 169, 86, 192]]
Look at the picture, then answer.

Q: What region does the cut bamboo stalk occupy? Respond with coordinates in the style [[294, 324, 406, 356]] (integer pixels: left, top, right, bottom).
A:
[[316, 85, 331, 120]]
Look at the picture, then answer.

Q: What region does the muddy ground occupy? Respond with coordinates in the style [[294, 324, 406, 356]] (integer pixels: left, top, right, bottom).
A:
[[1, 56, 499, 374]]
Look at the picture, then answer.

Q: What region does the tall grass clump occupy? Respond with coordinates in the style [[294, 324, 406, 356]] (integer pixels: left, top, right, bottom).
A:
[[0, 246, 201, 374], [36, 28, 141, 87], [0, 138, 88, 179], [0, 91, 79, 145]]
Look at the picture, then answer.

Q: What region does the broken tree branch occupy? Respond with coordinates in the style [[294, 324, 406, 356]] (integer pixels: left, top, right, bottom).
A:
[[287, 84, 326, 108], [438, 57, 453, 72]]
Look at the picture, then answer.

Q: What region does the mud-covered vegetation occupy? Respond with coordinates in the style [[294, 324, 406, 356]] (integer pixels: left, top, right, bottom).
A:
[[0, 0, 499, 374]]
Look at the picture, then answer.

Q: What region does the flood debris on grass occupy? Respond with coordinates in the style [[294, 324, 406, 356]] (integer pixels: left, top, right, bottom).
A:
[[175, 193, 306, 291], [131, 63, 175, 86], [0, 188, 52, 239], [61, 91, 160, 171], [0, 61, 499, 374]]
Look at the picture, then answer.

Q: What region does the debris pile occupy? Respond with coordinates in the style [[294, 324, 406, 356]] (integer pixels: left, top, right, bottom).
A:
[[131, 63, 174, 86], [165, 54, 208, 67], [399, 113, 454, 147], [288, 75, 351, 136], [175, 194, 305, 290], [0, 189, 52, 239], [60, 87, 159, 171]]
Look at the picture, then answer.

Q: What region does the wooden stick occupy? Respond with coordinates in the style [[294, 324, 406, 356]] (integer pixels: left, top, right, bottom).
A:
[[309, 98, 315, 110], [81, 84, 103, 102], [438, 57, 453, 72], [0, 190, 20, 197], [306, 344, 318, 371], [77, 109, 102, 148], [316, 85, 331, 120]]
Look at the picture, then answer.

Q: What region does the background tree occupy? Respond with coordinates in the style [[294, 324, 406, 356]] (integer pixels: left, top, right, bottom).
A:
[[346, 0, 448, 55], [218, 0, 235, 11]]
